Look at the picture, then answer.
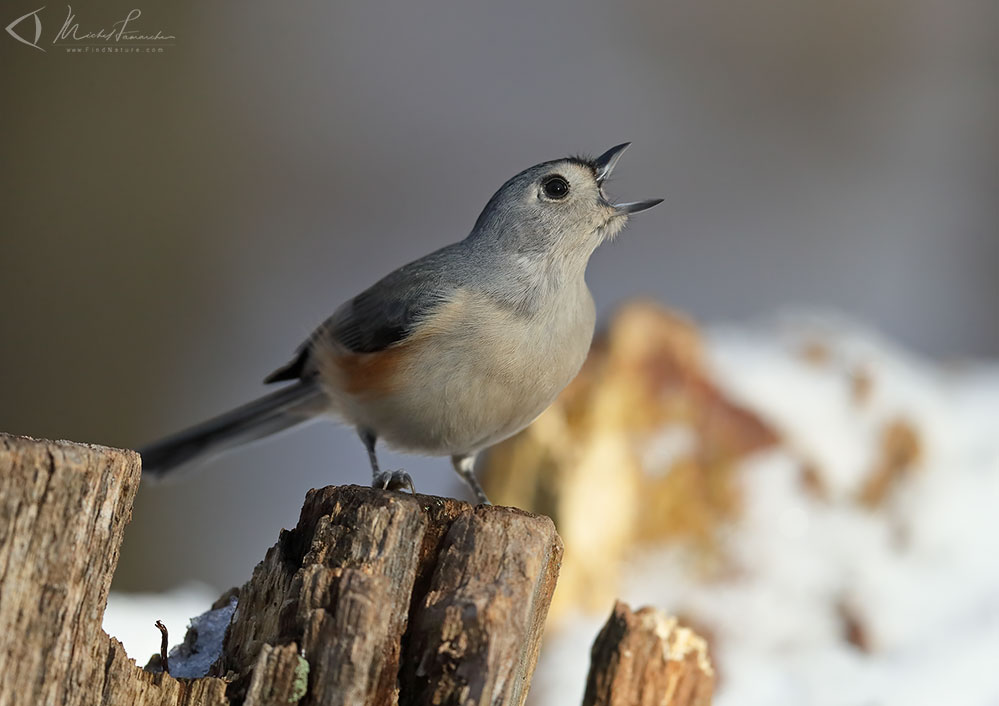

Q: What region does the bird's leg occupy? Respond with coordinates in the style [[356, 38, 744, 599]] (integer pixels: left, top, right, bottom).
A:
[[360, 428, 380, 476], [360, 429, 415, 495], [451, 453, 491, 505]]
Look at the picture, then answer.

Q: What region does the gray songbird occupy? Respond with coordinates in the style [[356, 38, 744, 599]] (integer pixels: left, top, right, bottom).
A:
[[139, 143, 662, 504]]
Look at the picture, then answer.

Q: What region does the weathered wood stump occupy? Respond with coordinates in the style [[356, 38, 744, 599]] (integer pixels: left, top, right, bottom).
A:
[[219, 484, 563, 706], [583, 601, 715, 706], [0, 433, 714, 705]]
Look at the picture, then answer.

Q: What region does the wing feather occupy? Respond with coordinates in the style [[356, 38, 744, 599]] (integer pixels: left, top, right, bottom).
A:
[[264, 243, 465, 383]]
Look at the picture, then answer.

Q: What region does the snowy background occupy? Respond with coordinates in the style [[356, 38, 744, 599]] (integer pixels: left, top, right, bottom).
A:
[[529, 315, 999, 705]]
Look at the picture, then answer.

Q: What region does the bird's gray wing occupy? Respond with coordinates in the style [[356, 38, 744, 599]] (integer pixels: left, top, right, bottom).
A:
[[264, 244, 465, 383]]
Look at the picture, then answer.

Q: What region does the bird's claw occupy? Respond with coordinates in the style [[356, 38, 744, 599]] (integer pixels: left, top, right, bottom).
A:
[[372, 470, 416, 496]]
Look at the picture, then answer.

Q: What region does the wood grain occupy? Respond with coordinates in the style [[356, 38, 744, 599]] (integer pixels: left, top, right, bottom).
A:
[[0, 434, 140, 706], [582, 601, 715, 706], [0, 433, 711, 705]]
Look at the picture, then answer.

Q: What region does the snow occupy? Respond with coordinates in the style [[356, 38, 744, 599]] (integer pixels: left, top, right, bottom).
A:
[[533, 314, 999, 706], [161, 594, 239, 679], [641, 425, 699, 477]]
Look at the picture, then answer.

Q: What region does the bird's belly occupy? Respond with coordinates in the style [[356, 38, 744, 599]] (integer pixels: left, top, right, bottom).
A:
[[338, 290, 595, 455]]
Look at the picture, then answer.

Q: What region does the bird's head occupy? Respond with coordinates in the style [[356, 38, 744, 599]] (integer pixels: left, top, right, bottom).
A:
[[469, 142, 663, 264]]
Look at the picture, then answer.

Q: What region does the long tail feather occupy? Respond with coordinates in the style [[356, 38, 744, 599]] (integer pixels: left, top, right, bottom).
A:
[[138, 381, 325, 478]]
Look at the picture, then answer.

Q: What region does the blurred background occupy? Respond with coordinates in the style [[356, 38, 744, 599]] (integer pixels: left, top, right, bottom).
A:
[[1, 2, 997, 699]]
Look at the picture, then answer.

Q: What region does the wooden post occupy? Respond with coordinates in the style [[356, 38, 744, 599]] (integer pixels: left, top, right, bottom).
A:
[[0, 434, 567, 706]]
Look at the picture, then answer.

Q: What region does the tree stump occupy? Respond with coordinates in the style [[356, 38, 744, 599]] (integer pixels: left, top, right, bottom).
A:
[[0, 434, 142, 706], [0, 434, 563, 706], [0, 433, 714, 705], [219, 485, 563, 706], [582, 601, 714, 706]]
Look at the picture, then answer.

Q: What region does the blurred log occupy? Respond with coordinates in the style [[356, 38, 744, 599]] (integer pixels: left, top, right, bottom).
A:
[[857, 417, 921, 507], [582, 601, 714, 706], [0, 433, 565, 706], [481, 301, 779, 618]]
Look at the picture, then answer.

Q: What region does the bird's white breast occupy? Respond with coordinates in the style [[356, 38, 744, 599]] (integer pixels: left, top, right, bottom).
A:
[[337, 282, 595, 456]]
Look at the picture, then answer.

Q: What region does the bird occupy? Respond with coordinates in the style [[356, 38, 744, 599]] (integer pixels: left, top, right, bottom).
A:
[[139, 143, 662, 505]]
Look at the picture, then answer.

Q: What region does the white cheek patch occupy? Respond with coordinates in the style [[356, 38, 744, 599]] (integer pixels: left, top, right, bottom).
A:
[[598, 213, 628, 241]]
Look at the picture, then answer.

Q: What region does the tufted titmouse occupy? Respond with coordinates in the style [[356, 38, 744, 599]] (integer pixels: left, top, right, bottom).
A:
[[139, 143, 662, 504]]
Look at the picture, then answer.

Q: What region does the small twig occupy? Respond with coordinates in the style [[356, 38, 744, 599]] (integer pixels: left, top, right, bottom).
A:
[[154, 620, 169, 674]]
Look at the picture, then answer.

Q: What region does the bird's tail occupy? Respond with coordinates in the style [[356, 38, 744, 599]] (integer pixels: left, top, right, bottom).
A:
[[139, 380, 326, 479]]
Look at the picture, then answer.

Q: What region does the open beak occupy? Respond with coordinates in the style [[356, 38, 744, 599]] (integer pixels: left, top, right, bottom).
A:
[[614, 198, 664, 214], [594, 142, 631, 184], [593, 142, 664, 216]]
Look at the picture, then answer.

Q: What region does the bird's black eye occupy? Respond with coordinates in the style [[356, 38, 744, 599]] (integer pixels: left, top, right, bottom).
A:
[[542, 175, 570, 200]]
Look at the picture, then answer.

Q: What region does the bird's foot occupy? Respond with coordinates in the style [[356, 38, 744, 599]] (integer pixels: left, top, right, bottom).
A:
[[372, 469, 416, 496]]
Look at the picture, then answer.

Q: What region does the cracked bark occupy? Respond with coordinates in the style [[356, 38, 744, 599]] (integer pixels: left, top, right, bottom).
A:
[[0, 434, 567, 706], [0, 433, 142, 706], [0, 433, 715, 705], [219, 486, 564, 706]]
